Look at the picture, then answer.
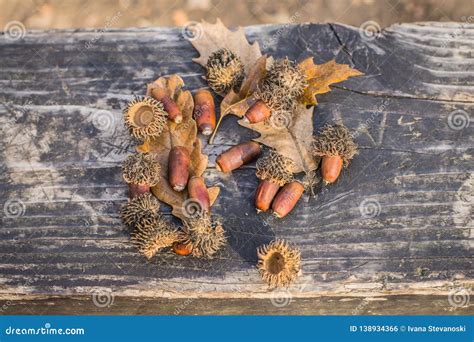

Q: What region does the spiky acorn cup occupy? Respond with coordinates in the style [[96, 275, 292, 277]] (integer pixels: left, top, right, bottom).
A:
[[257, 239, 301, 288], [255, 150, 297, 212], [263, 58, 307, 99], [312, 124, 358, 184], [120, 192, 160, 229], [182, 214, 226, 259], [245, 58, 307, 124], [206, 48, 245, 94], [123, 96, 168, 140], [131, 214, 183, 259], [122, 153, 161, 198]]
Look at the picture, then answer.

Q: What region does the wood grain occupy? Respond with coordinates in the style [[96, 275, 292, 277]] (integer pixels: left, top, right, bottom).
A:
[[0, 22, 472, 314]]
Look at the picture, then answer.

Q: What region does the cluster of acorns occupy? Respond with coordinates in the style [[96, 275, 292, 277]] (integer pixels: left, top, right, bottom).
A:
[[118, 47, 358, 288], [210, 48, 358, 219], [120, 87, 226, 260]]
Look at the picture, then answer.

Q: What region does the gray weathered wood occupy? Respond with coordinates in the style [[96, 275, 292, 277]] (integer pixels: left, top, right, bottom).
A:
[[0, 22, 472, 314]]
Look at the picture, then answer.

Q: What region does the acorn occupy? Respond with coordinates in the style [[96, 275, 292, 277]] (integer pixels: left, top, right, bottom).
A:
[[243, 58, 306, 124], [312, 124, 358, 184], [182, 214, 226, 259], [255, 150, 296, 212], [172, 242, 192, 256], [216, 141, 261, 173], [122, 153, 161, 198], [131, 215, 183, 259], [168, 146, 190, 192], [257, 239, 301, 288], [120, 192, 160, 229], [193, 89, 216, 135], [150, 87, 183, 124], [187, 176, 211, 214], [244, 100, 272, 124], [123, 96, 168, 140], [206, 48, 245, 94], [272, 181, 305, 218]]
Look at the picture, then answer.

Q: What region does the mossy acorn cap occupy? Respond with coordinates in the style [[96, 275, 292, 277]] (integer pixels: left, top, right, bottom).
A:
[[182, 214, 226, 259], [122, 153, 161, 186], [131, 214, 183, 259], [256, 150, 297, 187], [206, 48, 245, 94], [312, 123, 358, 166], [120, 192, 160, 228]]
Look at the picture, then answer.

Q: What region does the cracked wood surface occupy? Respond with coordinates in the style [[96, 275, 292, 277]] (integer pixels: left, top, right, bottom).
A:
[[0, 22, 473, 314]]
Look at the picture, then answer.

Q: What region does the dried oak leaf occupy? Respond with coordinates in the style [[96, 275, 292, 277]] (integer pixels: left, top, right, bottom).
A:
[[210, 55, 270, 143], [137, 74, 219, 220], [298, 57, 364, 106], [211, 58, 362, 171], [189, 19, 262, 93], [240, 104, 318, 173]]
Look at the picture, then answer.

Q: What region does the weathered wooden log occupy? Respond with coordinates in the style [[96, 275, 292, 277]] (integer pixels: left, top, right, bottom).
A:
[[0, 22, 472, 314]]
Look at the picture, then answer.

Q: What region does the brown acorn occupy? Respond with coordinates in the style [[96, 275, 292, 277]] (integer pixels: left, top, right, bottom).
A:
[[272, 181, 305, 218], [150, 87, 183, 124], [173, 242, 192, 256], [244, 58, 307, 124], [257, 239, 301, 288], [187, 176, 211, 214], [312, 124, 358, 184], [254, 150, 297, 212], [193, 89, 216, 135], [255, 180, 280, 213], [216, 141, 261, 173], [123, 96, 168, 140], [243, 100, 271, 124], [168, 146, 190, 192], [122, 153, 161, 198], [321, 155, 343, 184]]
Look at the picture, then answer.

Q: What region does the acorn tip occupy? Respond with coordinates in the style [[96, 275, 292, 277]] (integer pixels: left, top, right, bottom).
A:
[[173, 184, 186, 192], [202, 126, 213, 136]]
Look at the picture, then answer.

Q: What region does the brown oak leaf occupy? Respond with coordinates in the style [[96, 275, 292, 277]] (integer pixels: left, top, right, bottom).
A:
[[209, 55, 270, 143], [189, 19, 262, 79], [239, 104, 319, 173], [298, 57, 364, 106]]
